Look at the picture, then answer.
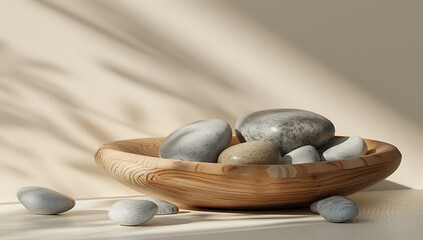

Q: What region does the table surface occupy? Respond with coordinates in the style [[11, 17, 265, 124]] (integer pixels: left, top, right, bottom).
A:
[[1, 189, 422, 240]]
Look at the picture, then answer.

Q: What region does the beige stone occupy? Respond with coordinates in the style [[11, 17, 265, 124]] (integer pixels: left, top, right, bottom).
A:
[[218, 141, 282, 165]]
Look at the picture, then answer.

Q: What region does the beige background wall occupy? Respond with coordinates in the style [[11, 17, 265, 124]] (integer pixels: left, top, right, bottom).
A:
[[0, 0, 422, 201]]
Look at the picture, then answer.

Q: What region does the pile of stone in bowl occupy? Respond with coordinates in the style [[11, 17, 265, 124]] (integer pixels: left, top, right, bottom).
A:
[[159, 109, 367, 165]]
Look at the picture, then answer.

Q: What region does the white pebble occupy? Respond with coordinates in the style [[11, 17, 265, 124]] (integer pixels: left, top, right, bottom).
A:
[[320, 136, 367, 161], [109, 200, 157, 226], [281, 145, 320, 164]]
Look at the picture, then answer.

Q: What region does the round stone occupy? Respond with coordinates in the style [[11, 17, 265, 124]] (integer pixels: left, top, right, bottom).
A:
[[218, 141, 282, 165], [310, 196, 359, 223], [159, 119, 232, 163], [320, 136, 367, 161], [235, 109, 335, 155], [17, 186, 75, 215], [139, 197, 179, 215], [109, 200, 158, 226], [281, 145, 320, 164]]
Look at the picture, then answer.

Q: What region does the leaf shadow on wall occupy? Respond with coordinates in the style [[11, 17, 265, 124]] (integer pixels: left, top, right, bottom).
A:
[[35, 0, 250, 122], [1, 0, 251, 194]]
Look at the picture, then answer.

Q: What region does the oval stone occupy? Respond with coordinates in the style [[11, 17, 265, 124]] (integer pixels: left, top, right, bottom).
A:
[[17, 186, 75, 215], [320, 136, 367, 161], [235, 109, 335, 155], [139, 197, 179, 215], [218, 141, 282, 165], [159, 119, 232, 163], [310, 196, 359, 223], [109, 200, 158, 226], [281, 145, 320, 164]]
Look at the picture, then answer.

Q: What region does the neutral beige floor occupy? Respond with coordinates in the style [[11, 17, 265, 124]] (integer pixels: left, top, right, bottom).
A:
[[1, 190, 422, 240]]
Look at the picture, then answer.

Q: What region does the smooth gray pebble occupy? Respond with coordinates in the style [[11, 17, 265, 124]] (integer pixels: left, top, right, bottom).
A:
[[159, 119, 232, 163], [139, 197, 179, 215], [311, 196, 359, 223], [17, 186, 75, 215]]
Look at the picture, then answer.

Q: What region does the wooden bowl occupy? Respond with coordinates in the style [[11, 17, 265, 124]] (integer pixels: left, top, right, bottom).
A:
[[94, 136, 401, 209]]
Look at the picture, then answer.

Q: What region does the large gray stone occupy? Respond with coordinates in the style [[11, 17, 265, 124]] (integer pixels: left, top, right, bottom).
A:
[[310, 196, 359, 223], [320, 136, 368, 161], [281, 145, 320, 164], [159, 119, 232, 163], [235, 109, 335, 155], [109, 200, 158, 226], [139, 197, 179, 215], [17, 186, 75, 215]]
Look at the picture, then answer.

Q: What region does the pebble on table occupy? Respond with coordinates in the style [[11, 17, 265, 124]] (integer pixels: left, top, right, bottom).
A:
[[138, 197, 179, 215], [109, 200, 158, 226], [311, 196, 359, 223], [17, 186, 75, 215]]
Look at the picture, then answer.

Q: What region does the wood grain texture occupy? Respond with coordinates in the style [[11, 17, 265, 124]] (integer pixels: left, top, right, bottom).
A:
[[94, 136, 401, 209]]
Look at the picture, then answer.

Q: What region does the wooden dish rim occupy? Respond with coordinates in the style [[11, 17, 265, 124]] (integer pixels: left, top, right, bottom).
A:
[[95, 136, 402, 177]]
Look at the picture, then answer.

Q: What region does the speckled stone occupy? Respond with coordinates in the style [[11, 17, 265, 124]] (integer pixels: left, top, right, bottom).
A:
[[310, 196, 359, 223], [218, 141, 282, 165], [109, 200, 158, 226], [235, 109, 335, 155], [320, 136, 367, 161], [281, 145, 320, 164], [159, 119, 232, 163], [139, 197, 179, 215], [17, 186, 75, 215]]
